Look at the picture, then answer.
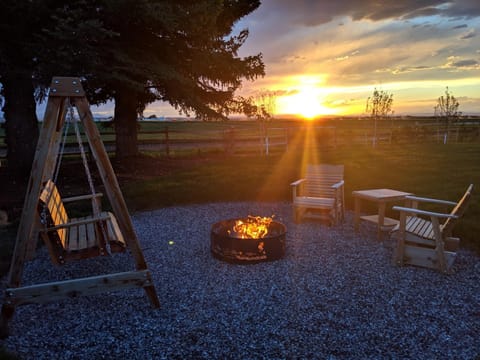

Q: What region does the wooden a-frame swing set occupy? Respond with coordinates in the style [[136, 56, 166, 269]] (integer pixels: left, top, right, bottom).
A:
[[1, 77, 160, 337]]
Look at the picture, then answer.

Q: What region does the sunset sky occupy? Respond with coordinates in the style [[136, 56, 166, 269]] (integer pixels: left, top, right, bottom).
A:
[[18, 0, 480, 120], [224, 0, 480, 118]]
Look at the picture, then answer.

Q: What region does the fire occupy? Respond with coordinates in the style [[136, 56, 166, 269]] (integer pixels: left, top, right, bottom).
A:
[[229, 215, 274, 239]]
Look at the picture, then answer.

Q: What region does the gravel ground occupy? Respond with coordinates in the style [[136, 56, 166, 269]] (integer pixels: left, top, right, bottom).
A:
[[1, 202, 479, 359]]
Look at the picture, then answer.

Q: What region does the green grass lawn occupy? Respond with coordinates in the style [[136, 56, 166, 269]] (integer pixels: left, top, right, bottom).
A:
[[121, 141, 480, 251]]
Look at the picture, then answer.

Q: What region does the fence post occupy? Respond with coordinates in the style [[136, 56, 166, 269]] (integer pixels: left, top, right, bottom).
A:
[[285, 127, 288, 151], [223, 126, 236, 155], [265, 135, 269, 156], [165, 126, 170, 157]]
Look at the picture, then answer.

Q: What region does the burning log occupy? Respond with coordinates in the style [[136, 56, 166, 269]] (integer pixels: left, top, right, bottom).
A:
[[228, 215, 273, 239]]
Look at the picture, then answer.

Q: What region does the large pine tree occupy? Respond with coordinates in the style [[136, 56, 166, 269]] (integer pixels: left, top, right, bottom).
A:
[[42, 0, 265, 162], [1, 0, 264, 175]]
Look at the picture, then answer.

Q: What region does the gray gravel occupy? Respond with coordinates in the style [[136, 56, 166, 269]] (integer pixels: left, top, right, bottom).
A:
[[1, 202, 479, 359]]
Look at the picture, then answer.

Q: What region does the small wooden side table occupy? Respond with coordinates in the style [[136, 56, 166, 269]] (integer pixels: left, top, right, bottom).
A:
[[353, 188, 412, 239]]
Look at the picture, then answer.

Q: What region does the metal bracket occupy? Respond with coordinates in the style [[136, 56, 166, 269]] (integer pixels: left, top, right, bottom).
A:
[[49, 77, 85, 97]]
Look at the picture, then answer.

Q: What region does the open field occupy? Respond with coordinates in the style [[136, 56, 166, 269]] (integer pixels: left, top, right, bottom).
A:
[[1, 116, 480, 158]]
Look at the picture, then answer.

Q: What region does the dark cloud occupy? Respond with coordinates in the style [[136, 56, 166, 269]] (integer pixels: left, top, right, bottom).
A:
[[453, 24, 468, 29], [437, 0, 480, 18], [255, 0, 480, 28], [451, 59, 479, 67]]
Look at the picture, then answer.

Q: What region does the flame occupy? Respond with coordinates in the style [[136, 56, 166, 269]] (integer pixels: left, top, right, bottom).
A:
[[229, 215, 274, 239]]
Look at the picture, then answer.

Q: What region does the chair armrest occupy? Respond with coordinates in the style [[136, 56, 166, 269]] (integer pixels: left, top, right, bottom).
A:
[[404, 195, 456, 207], [392, 206, 459, 219], [331, 180, 344, 189], [63, 193, 103, 203], [40, 214, 112, 232], [290, 179, 306, 187]]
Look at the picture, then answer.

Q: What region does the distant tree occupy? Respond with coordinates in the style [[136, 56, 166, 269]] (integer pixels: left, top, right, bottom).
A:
[[243, 90, 277, 121], [243, 90, 278, 155], [434, 87, 461, 144], [366, 88, 394, 147]]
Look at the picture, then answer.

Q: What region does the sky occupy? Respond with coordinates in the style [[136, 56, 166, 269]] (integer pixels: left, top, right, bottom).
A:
[[4, 0, 478, 120], [220, 0, 480, 118]]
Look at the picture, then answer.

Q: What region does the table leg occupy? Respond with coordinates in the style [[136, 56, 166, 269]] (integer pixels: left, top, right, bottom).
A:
[[354, 197, 361, 232], [377, 202, 386, 239]]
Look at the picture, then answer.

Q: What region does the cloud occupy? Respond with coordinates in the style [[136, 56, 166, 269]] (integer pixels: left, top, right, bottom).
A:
[[250, 0, 480, 31], [459, 29, 476, 39], [437, 0, 480, 19], [391, 65, 432, 74], [334, 50, 360, 61], [443, 56, 480, 69], [451, 59, 479, 67], [452, 24, 468, 29]]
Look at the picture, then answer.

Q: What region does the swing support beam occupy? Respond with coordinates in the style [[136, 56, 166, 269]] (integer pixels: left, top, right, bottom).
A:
[[1, 77, 160, 338]]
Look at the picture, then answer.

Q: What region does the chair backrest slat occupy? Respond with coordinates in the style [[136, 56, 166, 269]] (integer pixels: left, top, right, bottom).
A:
[[39, 179, 69, 247], [304, 164, 344, 197]]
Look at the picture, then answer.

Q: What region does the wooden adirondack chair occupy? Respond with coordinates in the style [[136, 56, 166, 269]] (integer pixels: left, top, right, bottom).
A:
[[391, 184, 473, 273], [290, 164, 345, 225], [39, 179, 126, 265]]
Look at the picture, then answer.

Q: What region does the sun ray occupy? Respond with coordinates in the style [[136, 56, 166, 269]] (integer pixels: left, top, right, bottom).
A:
[[254, 122, 322, 203]]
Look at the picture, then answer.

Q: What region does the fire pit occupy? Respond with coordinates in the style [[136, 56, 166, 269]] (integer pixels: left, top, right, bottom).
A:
[[211, 216, 286, 263]]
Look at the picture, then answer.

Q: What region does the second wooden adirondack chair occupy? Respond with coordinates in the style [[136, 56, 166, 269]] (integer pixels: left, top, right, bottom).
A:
[[290, 164, 345, 225], [391, 184, 473, 273]]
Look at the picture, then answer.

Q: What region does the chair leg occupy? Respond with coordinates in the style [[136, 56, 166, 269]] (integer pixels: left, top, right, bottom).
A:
[[330, 209, 336, 226], [293, 207, 300, 223], [393, 234, 405, 267], [435, 243, 448, 273]]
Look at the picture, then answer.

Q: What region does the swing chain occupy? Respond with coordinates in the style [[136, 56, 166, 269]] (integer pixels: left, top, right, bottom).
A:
[[69, 100, 112, 255], [70, 101, 97, 210]]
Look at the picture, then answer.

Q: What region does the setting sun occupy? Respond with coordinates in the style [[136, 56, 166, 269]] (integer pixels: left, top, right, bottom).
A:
[[278, 88, 336, 119], [276, 76, 339, 119]]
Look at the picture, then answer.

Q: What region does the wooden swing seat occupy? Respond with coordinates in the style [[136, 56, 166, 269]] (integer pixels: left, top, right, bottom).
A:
[[39, 179, 126, 265]]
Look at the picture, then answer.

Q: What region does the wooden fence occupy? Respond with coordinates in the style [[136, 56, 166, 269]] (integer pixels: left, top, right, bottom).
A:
[[1, 121, 480, 159]]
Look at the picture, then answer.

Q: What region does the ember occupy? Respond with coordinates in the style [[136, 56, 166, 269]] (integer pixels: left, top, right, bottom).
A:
[[211, 216, 286, 263]]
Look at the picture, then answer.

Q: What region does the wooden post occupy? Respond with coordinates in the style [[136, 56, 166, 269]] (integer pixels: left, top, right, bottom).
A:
[[1, 94, 67, 337], [165, 126, 170, 157], [7, 95, 67, 285]]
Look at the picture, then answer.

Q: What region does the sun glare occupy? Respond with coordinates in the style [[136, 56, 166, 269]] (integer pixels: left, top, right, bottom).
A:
[[276, 77, 338, 119]]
